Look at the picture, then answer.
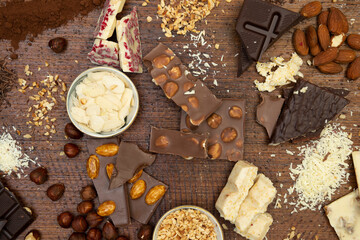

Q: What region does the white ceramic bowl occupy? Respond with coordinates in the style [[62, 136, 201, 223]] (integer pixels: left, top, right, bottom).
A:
[[66, 66, 139, 138], [153, 205, 224, 240]]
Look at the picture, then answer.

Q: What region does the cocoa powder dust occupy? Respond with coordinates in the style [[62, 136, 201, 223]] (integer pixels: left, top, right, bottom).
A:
[[0, 0, 105, 50]]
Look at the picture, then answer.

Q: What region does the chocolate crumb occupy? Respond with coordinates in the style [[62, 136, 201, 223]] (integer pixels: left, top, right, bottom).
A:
[[10, 53, 18, 60]]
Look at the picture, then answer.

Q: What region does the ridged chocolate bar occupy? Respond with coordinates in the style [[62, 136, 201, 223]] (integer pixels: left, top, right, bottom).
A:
[[180, 99, 245, 161], [236, 0, 303, 75], [143, 43, 222, 125], [270, 79, 350, 144], [0, 183, 34, 240]]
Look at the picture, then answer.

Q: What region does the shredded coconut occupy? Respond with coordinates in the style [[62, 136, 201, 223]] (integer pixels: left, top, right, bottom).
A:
[[286, 124, 353, 212]]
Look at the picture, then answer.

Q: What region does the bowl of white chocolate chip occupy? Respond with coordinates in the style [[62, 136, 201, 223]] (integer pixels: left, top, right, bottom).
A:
[[66, 66, 139, 138]]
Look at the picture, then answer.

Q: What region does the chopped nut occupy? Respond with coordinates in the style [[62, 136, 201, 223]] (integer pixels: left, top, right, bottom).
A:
[[142, 2, 148, 6], [23, 134, 32, 139], [147, 16, 153, 22], [215, 44, 220, 49]]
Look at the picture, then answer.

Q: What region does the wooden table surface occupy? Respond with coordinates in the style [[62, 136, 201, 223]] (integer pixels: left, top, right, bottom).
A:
[[1, 0, 360, 239]]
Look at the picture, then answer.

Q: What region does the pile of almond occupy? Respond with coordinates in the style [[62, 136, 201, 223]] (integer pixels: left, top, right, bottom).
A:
[[294, 1, 360, 80]]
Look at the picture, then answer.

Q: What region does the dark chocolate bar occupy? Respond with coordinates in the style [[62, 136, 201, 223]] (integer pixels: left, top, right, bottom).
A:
[[149, 127, 208, 159], [270, 79, 350, 144], [143, 43, 222, 125], [87, 138, 130, 226], [180, 99, 245, 161], [127, 172, 168, 224], [256, 93, 285, 138], [236, 0, 303, 76], [109, 142, 156, 190], [0, 183, 34, 240]]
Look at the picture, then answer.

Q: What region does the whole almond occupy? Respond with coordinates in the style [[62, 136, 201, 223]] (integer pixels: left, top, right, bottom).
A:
[[86, 155, 100, 179], [130, 180, 146, 200], [318, 24, 330, 51], [293, 29, 309, 56], [330, 33, 346, 48], [318, 11, 329, 26], [347, 57, 360, 80], [310, 44, 322, 56], [313, 47, 339, 66], [95, 143, 119, 157], [335, 49, 356, 64], [97, 201, 116, 217], [317, 62, 343, 74], [347, 34, 360, 50], [145, 185, 166, 205], [306, 26, 318, 48], [301, 1, 322, 18], [328, 8, 348, 35]]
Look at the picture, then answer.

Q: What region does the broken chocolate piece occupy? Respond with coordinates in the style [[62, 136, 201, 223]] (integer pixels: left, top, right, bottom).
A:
[[270, 79, 349, 144], [237, 44, 254, 77], [143, 43, 222, 126], [87, 138, 130, 226], [256, 93, 285, 138], [109, 142, 156, 190], [236, 0, 303, 61], [149, 127, 208, 159], [127, 172, 168, 224], [88, 39, 120, 68], [0, 182, 34, 240], [116, 7, 143, 73], [181, 99, 246, 161], [93, 0, 126, 39]]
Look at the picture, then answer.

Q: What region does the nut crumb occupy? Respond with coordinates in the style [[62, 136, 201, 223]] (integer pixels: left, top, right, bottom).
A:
[[142, 2, 148, 6], [147, 16, 153, 22], [215, 44, 220, 49], [45, 61, 49, 67], [23, 134, 32, 139]]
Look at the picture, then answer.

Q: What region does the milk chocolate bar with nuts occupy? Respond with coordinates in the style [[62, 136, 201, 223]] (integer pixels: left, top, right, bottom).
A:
[[149, 127, 208, 159], [180, 99, 245, 161], [143, 43, 222, 126]]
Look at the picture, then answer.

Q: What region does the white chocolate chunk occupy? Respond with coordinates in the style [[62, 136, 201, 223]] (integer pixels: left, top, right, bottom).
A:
[[86, 104, 101, 117], [353, 151, 360, 194], [116, 7, 143, 73], [235, 213, 273, 240], [71, 107, 89, 124], [89, 116, 105, 133], [235, 174, 277, 234], [325, 190, 360, 240], [93, 0, 126, 39], [216, 161, 258, 223], [88, 39, 120, 68]]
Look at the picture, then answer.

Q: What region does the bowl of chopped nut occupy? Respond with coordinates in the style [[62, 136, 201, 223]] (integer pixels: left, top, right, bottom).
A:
[[153, 205, 224, 240], [66, 66, 139, 138]]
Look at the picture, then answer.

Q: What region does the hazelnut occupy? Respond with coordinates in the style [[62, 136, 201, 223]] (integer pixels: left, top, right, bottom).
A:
[[183, 82, 195, 92], [69, 232, 86, 240], [137, 225, 153, 240], [116, 237, 129, 240], [188, 96, 199, 109], [103, 221, 118, 240], [65, 123, 83, 139], [163, 82, 179, 98], [153, 54, 171, 68], [86, 212, 104, 228], [208, 143, 222, 159], [48, 37, 67, 53], [153, 74, 168, 85], [128, 169, 143, 183], [86, 228, 102, 240], [155, 136, 169, 148], [47, 183, 65, 201], [25, 230, 41, 240], [207, 113, 222, 129], [57, 211, 74, 228], [77, 201, 94, 215], [29, 167, 48, 185], [168, 66, 182, 79], [185, 115, 198, 131], [64, 143, 80, 158], [72, 215, 88, 232], [106, 163, 115, 180], [81, 185, 97, 201], [97, 201, 116, 217], [229, 106, 243, 119], [221, 128, 238, 143]]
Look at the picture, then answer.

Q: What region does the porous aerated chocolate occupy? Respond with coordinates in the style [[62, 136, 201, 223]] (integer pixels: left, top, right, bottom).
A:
[[0, 0, 105, 50]]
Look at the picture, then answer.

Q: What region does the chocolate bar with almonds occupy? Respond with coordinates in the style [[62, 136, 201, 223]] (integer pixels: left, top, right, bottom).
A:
[[149, 127, 208, 159], [180, 99, 245, 161], [143, 43, 222, 125]]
